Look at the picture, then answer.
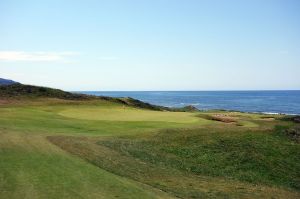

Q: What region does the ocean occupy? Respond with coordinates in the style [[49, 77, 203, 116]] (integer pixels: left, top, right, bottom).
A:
[[77, 91, 300, 115]]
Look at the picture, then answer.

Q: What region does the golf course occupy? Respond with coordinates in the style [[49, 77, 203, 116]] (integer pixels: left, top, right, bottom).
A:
[[1, 0, 300, 197], [0, 84, 299, 199]]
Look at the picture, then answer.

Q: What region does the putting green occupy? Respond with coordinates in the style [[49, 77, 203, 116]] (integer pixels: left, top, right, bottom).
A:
[[59, 106, 199, 123]]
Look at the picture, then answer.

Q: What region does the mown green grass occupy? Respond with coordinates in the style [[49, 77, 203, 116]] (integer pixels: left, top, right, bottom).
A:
[[0, 100, 208, 136], [59, 106, 199, 123], [0, 132, 173, 199], [1, 98, 299, 198]]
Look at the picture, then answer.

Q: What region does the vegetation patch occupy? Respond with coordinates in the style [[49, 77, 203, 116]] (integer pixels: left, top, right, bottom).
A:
[[98, 127, 300, 191], [285, 126, 300, 142], [281, 115, 300, 123], [0, 84, 91, 100], [48, 134, 300, 199]]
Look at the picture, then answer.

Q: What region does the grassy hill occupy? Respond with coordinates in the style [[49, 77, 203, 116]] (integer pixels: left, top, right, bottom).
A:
[[0, 83, 90, 99], [0, 78, 18, 85], [0, 83, 299, 198], [0, 83, 198, 112]]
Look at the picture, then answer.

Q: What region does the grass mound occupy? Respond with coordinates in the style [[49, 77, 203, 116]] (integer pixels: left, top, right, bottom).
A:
[[48, 124, 300, 198], [97, 127, 300, 190], [0, 84, 194, 112]]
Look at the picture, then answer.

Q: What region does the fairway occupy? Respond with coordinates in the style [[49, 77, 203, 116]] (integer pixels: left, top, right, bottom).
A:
[[59, 106, 199, 123], [0, 132, 174, 199]]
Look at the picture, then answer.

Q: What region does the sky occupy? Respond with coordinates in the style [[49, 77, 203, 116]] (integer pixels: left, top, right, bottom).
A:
[[0, 0, 299, 91]]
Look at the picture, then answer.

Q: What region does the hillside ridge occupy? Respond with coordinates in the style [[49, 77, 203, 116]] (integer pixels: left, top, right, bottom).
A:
[[0, 81, 197, 112], [0, 78, 18, 85]]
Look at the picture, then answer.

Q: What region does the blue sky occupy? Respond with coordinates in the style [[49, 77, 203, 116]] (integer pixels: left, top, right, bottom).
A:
[[0, 0, 299, 91]]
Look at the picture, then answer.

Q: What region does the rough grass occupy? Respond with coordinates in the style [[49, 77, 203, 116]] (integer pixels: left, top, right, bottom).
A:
[[97, 127, 300, 189], [0, 84, 90, 100], [48, 130, 300, 198]]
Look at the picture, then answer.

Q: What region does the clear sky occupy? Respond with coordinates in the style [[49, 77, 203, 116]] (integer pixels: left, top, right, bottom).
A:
[[0, 0, 299, 91]]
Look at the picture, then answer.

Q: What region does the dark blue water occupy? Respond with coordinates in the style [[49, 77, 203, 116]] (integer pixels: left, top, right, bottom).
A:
[[77, 91, 300, 115]]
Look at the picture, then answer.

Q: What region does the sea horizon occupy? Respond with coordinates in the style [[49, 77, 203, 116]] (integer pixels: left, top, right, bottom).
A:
[[76, 90, 300, 115], [73, 89, 300, 92]]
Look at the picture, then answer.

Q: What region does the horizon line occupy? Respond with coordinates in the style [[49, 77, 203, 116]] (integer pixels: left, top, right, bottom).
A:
[[71, 89, 300, 92]]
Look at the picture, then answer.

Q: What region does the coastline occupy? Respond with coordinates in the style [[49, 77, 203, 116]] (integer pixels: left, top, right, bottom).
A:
[[75, 91, 300, 116]]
